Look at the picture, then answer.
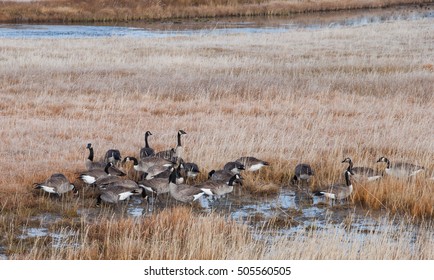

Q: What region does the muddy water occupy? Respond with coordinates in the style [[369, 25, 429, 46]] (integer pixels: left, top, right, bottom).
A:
[[16, 184, 390, 255], [0, 3, 432, 38], [14, 173, 429, 258], [130, 185, 389, 235]]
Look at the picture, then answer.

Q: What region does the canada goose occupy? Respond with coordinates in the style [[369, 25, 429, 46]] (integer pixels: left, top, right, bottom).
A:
[[168, 168, 205, 204], [235, 156, 269, 172], [376, 157, 424, 178], [139, 131, 155, 159], [313, 169, 354, 204], [34, 173, 78, 196], [223, 161, 245, 174], [107, 163, 126, 177], [124, 156, 174, 171], [155, 148, 176, 161], [85, 143, 106, 170], [96, 185, 141, 207], [342, 157, 381, 182], [196, 174, 242, 199], [123, 156, 174, 178], [292, 163, 314, 187], [146, 164, 173, 178], [98, 178, 140, 191], [78, 162, 112, 186], [139, 177, 170, 197], [209, 169, 234, 181], [93, 174, 125, 188], [138, 169, 176, 203], [155, 130, 186, 161], [182, 162, 200, 179], [104, 149, 122, 164], [152, 164, 185, 184]]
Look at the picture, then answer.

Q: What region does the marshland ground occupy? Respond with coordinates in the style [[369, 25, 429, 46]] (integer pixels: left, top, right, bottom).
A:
[[0, 1, 433, 259]]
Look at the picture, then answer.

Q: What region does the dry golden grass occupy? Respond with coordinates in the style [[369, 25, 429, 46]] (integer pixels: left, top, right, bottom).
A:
[[4, 207, 434, 259], [0, 18, 433, 259], [0, 0, 431, 22]]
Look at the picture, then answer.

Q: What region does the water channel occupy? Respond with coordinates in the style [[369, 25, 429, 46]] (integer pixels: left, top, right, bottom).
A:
[[0, 3, 432, 38]]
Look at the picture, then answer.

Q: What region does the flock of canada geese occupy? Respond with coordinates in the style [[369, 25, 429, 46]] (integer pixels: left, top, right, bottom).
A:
[[34, 130, 431, 208]]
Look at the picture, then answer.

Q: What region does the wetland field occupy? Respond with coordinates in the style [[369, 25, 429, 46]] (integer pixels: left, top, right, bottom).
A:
[[0, 3, 433, 260]]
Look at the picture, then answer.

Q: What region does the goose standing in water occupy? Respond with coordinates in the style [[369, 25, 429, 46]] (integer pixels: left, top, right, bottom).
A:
[[312, 169, 354, 205], [292, 163, 314, 187], [196, 174, 242, 200], [138, 169, 173, 203], [168, 168, 205, 204], [96, 185, 141, 207]]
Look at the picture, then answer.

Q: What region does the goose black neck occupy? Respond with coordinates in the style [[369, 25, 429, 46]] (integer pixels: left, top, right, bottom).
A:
[[169, 168, 177, 184], [104, 163, 111, 174], [145, 134, 150, 148], [88, 147, 94, 161], [177, 132, 182, 147], [96, 195, 102, 206], [228, 175, 238, 186], [386, 159, 390, 169], [129, 157, 139, 165], [345, 172, 351, 186]]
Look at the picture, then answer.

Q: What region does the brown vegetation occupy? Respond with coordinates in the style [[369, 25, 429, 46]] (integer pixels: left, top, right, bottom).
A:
[[0, 17, 433, 259], [0, 0, 432, 23]]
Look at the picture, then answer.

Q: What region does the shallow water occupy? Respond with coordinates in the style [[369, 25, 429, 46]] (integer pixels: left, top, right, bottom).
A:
[[0, 3, 432, 38], [11, 180, 427, 260]]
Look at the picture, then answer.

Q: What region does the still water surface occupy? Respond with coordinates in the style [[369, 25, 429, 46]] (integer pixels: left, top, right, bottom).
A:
[[0, 3, 432, 38]]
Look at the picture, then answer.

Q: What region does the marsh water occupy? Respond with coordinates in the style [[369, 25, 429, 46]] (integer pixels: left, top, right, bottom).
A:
[[0, 3, 432, 38], [3, 4, 433, 258], [11, 182, 404, 260]]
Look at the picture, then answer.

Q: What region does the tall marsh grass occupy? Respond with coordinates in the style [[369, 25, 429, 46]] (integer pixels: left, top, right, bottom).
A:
[[0, 18, 433, 259], [0, 0, 432, 22]]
